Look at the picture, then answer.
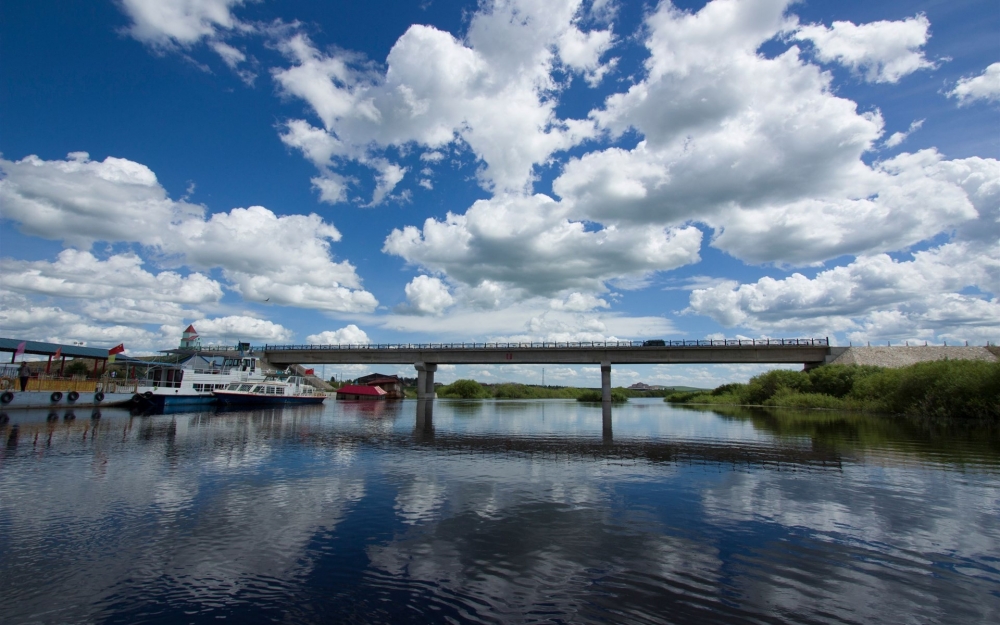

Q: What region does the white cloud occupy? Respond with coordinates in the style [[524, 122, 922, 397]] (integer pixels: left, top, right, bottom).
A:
[[361, 296, 676, 341], [795, 14, 936, 84], [687, 241, 1000, 340], [305, 325, 371, 345], [383, 193, 702, 297], [119, 0, 248, 47], [368, 159, 408, 206], [272, 0, 606, 195], [210, 40, 245, 67], [403, 275, 455, 315], [0, 153, 378, 313], [0, 152, 199, 248], [949, 62, 1000, 106], [192, 315, 293, 342], [0, 250, 222, 304], [883, 119, 924, 148], [552, 0, 990, 267], [549, 292, 610, 312]]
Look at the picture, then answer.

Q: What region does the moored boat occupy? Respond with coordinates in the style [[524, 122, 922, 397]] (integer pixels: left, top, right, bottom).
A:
[[213, 375, 326, 406], [0, 387, 134, 410], [131, 354, 268, 410]]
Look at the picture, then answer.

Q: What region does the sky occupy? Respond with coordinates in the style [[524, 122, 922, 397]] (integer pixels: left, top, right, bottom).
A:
[[1, 0, 998, 387]]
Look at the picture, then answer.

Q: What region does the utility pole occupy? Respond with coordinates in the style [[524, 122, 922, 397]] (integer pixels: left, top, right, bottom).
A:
[[542, 368, 545, 387]]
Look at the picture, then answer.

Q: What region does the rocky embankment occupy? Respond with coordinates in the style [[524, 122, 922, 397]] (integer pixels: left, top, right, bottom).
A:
[[829, 346, 997, 368]]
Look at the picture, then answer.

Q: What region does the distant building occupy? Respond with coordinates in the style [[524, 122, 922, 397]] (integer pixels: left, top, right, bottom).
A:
[[335, 384, 387, 400], [356, 373, 404, 399], [627, 382, 666, 391], [179, 325, 202, 350]]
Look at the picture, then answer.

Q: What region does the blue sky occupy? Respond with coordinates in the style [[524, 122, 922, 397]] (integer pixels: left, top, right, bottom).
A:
[[1, 0, 997, 386]]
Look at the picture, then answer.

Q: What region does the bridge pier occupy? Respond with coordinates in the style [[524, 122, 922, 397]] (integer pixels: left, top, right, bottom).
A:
[[415, 362, 437, 400], [601, 361, 611, 403]]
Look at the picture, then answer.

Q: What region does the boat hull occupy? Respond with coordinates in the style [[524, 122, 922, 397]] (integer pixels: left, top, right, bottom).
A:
[[213, 391, 325, 407], [0, 390, 134, 410]]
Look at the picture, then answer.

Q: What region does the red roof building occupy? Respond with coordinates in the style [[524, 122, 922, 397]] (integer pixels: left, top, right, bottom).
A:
[[335, 384, 388, 400]]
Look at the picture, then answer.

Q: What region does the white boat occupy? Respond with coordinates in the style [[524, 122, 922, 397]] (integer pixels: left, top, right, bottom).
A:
[[0, 385, 135, 411], [213, 375, 326, 407], [132, 354, 269, 410]]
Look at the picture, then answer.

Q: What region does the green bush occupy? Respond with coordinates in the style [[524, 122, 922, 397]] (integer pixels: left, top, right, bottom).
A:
[[764, 389, 848, 410], [743, 369, 811, 405], [807, 364, 881, 398], [491, 383, 534, 399], [712, 382, 746, 396], [577, 389, 628, 403], [849, 360, 1000, 418], [438, 379, 490, 399]]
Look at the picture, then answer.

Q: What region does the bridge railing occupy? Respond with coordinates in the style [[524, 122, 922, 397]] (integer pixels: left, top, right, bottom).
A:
[[260, 338, 830, 351]]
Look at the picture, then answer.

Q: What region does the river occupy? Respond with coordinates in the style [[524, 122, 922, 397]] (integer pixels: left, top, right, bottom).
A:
[[1, 399, 998, 624]]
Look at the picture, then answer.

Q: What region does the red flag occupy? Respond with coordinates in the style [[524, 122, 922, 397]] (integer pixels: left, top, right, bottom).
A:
[[108, 344, 125, 355], [53, 347, 62, 360], [14, 342, 26, 360]]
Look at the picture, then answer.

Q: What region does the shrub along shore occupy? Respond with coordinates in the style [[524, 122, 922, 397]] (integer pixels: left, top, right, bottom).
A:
[[666, 360, 1000, 419], [433, 380, 640, 402]]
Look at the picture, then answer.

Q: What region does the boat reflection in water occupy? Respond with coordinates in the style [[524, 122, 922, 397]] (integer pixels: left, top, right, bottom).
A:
[[1, 399, 998, 624]]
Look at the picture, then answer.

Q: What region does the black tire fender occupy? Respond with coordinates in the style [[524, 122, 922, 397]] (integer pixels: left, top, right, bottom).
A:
[[67, 391, 80, 402], [50, 391, 63, 402], [0, 391, 13, 404], [94, 391, 105, 402]]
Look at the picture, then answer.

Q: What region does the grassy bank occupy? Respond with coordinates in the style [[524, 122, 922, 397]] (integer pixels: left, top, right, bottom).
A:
[[435, 380, 647, 402], [666, 360, 1000, 419]]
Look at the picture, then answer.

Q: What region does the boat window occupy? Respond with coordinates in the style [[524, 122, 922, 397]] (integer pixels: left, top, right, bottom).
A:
[[276, 387, 284, 395], [252, 385, 264, 393], [239, 384, 253, 392], [193, 384, 203, 392], [175, 371, 183, 387]]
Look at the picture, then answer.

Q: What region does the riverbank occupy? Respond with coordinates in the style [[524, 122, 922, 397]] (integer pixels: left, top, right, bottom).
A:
[[432, 379, 691, 400], [666, 360, 1000, 418]]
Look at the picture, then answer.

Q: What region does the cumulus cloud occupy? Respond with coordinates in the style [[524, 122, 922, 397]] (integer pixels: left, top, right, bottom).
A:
[[192, 315, 293, 342], [305, 325, 371, 345], [384, 194, 702, 297], [403, 276, 455, 315], [551, 0, 991, 268], [119, 0, 248, 47], [949, 62, 1000, 106], [0, 153, 378, 313], [0, 250, 222, 304], [272, 0, 608, 196], [687, 241, 1000, 341], [795, 14, 936, 84]]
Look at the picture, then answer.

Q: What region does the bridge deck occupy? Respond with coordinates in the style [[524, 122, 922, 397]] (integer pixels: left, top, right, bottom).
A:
[[262, 339, 836, 366]]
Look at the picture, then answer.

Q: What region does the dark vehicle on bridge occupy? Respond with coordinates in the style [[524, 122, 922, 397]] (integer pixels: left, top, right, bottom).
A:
[[642, 340, 666, 347]]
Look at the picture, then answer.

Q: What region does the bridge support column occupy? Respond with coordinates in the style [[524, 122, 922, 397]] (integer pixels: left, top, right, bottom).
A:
[[415, 362, 438, 400], [601, 361, 611, 403]]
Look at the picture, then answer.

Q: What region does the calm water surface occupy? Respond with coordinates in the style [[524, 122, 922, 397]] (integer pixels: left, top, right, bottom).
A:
[[1, 399, 998, 624]]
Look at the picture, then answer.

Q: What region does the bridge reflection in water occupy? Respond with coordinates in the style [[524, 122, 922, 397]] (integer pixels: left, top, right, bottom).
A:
[[1, 401, 851, 471]]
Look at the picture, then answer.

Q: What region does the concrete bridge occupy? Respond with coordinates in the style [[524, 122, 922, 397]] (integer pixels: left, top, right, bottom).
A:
[[261, 339, 842, 401]]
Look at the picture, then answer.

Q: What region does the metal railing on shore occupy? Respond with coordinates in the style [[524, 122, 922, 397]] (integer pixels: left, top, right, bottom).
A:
[[0, 376, 140, 394], [261, 338, 830, 351]]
